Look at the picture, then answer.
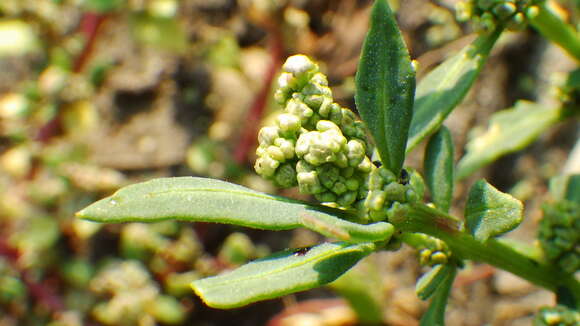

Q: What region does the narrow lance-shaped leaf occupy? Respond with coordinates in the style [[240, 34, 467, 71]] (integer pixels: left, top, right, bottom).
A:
[[419, 265, 457, 326], [465, 179, 523, 242], [355, 0, 416, 175], [192, 241, 376, 309], [416, 264, 454, 301], [77, 177, 319, 229], [424, 126, 455, 213], [456, 101, 564, 180], [329, 259, 385, 324], [407, 29, 501, 153], [300, 212, 395, 243], [76, 177, 393, 243]]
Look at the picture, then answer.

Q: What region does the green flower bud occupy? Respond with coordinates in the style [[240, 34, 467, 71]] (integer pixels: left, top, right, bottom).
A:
[[286, 98, 314, 123], [346, 139, 366, 166], [430, 251, 449, 265], [476, 12, 497, 33], [506, 12, 526, 31], [317, 99, 333, 118], [337, 191, 357, 207], [256, 54, 376, 210], [493, 2, 517, 19], [346, 178, 360, 191], [341, 167, 355, 178], [266, 145, 286, 162], [274, 138, 295, 160], [295, 128, 347, 166], [384, 183, 407, 202], [297, 170, 323, 194], [283, 54, 317, 76], [478, 0, 497, 10], [254, 155, 280, 178], [538, 201, 580, 274], [310, 72, 329, 86], [534, 305, 580, 326], [274, 163, 298, 188], [258, 126, 280, 145], [456, 1, 474, 21], [316, 119, 340, 132], [277, 72, 293, 89], [357, 157, 373, 173], [457, 0, 537, 35], [526, 5, 539, 19], [366, 190, 387, 211], [315, 191, 337, 203], [302, 81, 332, 97], [276, 113, 301, 134], [379, 167, 397, 183], [410, 233, 452, 266]]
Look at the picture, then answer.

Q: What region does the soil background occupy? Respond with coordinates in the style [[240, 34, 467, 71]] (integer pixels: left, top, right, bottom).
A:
[[0, 0, 578, 325]]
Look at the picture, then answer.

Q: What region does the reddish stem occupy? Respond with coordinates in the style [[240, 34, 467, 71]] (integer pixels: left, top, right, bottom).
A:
[[35, 12, 106, 143], [233, 24, 284, 164], [74, 12, 107, 73], [0, 238, 64, 314]]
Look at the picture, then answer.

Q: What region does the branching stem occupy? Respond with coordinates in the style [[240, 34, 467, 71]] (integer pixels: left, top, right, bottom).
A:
[[392, 203, 580, 308], [530, 4, 580, 62]]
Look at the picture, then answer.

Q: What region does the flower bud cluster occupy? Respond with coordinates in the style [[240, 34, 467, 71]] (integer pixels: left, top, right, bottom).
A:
[[360, 167, 425, 222], [455, 0, 543, 33], [255, 55, 372, 207], [537, 201, 580, 274], [418, 237, 451, 266], [255, 55, 427, 223], [534, 305, 580, 326]]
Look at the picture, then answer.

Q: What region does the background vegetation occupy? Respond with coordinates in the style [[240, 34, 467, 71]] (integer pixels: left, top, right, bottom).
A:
[[0, 0, 578, 325]]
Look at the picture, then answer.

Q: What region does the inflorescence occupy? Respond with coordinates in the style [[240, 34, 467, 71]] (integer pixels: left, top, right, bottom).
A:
[[455, 0, 544, 33], [537, 200, 580, 274], [255, 55, 422, 222]]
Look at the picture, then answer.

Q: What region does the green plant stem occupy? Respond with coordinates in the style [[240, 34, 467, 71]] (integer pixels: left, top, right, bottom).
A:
[[392, 203, 580, 307], [529, 4, 580, 62]]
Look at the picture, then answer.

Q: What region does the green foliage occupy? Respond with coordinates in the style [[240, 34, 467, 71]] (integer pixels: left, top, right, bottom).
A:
[[407, 31, 500, 152], [65, 0, 580, 324], [77, 177, 332, 230], [83, 0, 124, 12], [533, 305, 580, 325], [456, 101, 564, 180], [191, 241, 376, 309], [455, 0, 541, 33], [424, 126, 455, 213], [257, 55, 372, 207], [355, 0, 416, 175], [538, 200, 580, 274], [465, 179, 523, 242], [419, 265, 457, 326], [415, 264, 454, 300]]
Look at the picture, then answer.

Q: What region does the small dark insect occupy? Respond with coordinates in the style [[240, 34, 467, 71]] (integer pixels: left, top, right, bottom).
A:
[[373, 160, 382, 168], [293, 247, 312, 256], [399, 168, 409, 185]]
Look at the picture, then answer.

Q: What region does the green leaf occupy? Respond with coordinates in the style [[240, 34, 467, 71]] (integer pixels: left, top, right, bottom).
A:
[[329, 259, 385, 324], [407, 30, 501, 153], [419, 265, 457, 326], [456, 101, 563, 180], [192, 241, 375, 308], [355, 0, 416, 175], [83, 0, 123, 12], [465, 180, 523, 242], [424, 126, 455, 213], [416, 264, 453, 300], [76, 177, 352, 232], [550, 174, 580, 203], [300, 212, 395, 243]]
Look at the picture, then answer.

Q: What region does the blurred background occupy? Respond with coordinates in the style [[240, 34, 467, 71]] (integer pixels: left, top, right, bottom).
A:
[[0, 0, 578, 325]]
